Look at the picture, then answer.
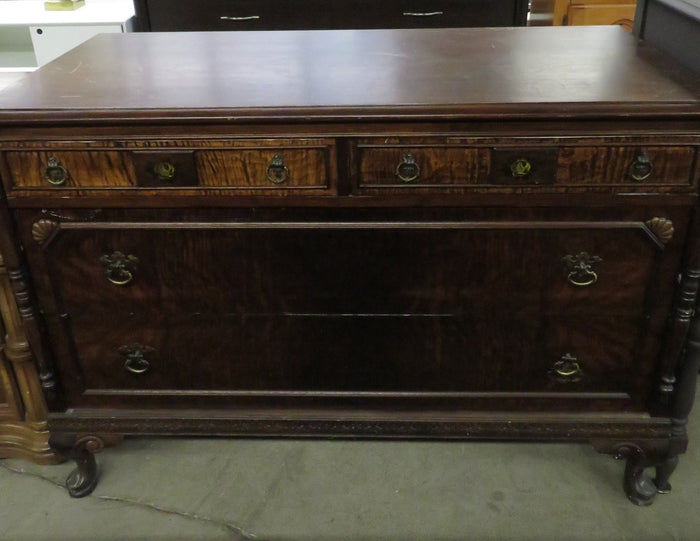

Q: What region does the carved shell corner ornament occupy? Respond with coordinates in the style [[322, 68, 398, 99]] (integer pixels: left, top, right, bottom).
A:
[[32, 219, 59, 245], [646, 217, 674, 245]]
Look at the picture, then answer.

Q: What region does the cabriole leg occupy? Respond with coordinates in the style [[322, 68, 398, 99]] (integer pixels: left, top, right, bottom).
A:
[[49, 434, 105, 498]]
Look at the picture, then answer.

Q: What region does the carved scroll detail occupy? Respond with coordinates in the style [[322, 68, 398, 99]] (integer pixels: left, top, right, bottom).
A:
[[646, 218, 674, 244], [32, 219, 59, 246]]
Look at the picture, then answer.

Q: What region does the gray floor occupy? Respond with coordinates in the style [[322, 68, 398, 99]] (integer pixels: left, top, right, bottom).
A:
[[2, 386, 700, 541]]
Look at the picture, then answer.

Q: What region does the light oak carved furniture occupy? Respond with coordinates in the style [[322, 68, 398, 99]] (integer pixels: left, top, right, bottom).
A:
[[551, 0, 636, 29], [0, 251, 60, 464], [0, 26, 699, 504]]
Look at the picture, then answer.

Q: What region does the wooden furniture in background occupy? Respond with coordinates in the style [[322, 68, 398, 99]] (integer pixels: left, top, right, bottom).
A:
[[0, 26, 698, 505], [550, 0, 636, 29], [0, 0, 134, 73], [0, 251, 59, 464], [133, 0, 529, 31]]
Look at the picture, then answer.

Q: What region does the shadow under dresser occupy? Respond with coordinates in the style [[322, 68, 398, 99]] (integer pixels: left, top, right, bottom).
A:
[[0, 26, 699, 505]]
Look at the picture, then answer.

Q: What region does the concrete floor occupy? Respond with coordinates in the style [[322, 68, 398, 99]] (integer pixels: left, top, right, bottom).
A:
[[2, 384, 699, 541]]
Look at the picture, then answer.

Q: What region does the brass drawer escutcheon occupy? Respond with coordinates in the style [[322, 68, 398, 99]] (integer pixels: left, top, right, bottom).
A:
[[510, 158, 532, 178], [99, 251, 139, 286], [562, 252, 602, 287], [119, 344, 154, 375], [43, 157, 69, 186], [153, 161, 177, 181], [395, 153, 420, 183]]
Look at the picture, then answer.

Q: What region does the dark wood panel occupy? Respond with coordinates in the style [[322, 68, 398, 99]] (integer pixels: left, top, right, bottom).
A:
[[66, 312, 642, 401]]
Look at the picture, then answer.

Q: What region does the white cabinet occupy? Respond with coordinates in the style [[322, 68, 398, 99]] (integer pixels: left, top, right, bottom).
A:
[[0, 0, 134, 72]]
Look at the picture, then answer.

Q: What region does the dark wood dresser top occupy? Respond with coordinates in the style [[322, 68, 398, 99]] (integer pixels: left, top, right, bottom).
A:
[[0, 26, 699, 123]]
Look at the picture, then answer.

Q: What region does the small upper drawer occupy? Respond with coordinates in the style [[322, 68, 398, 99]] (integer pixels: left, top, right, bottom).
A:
[[196, 148, 329, 191], [4, 151, 136, 189], [356, 145, 490, 189], [556, 146, 696, 186], [3, 138, 335, 195], [353, 138, 697, 193]]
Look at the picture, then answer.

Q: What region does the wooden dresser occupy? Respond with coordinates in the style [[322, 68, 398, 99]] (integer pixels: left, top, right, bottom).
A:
[[133, 0, 529, 31], [0, 26, 699, 505]]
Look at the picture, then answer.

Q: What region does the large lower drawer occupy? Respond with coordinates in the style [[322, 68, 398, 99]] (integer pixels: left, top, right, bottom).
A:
[[16, 208, 685, 411]]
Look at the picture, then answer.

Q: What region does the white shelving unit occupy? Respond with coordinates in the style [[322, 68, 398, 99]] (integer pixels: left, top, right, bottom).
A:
[[0, 0, 135, 74]]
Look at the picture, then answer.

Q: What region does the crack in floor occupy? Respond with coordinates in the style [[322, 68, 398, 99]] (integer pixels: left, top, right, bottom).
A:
[[0, 462, 259, 540]]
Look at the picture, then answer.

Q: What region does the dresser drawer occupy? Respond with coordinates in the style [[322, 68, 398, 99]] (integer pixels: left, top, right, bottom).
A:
[[17, 207, 684, 412], [22, 216, 674, 319], [3, 138, 335, 195], [144, 0, 524, 31], [64, 311, 642, 405], [329, 0, 523, 29], [354, 139, 697, 193], [146, 0, 333, 31]]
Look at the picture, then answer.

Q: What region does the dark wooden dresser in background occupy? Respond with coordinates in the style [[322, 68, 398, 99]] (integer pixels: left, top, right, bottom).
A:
[[132, 0, 529, 30], [0, 26, 699, 505]]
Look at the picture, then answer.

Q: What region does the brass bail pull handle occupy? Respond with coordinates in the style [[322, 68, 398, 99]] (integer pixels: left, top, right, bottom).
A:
[[552, 353, 582, 379], [628, 152, 653, 182], [44, 157, 69, 185], [396, 153, 420, 183], [119, 344, 154, 375], [562, 252, 602, 287], [266, 154, 290, 184], [99, 251, 139, 286]]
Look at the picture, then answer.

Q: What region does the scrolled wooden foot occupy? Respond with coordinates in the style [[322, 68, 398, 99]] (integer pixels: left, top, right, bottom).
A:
[[50, 434, 105, 498], [614, 444, 658, 506]]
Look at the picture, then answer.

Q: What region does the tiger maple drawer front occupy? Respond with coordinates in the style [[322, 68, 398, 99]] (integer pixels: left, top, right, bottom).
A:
[[356, 144, 490, 188], [4, 151, 136, 189], [3, 138, 335, 194], [353, 139, 697, 193], [195, 148, 330, 192], [557, 146, 696, 186]]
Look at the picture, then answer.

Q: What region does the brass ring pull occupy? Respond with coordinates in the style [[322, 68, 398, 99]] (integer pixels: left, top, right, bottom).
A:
[[153, 161, 176, 181], [562, 252, 602, 287], [396, 153, 420, 183], [99, 251, 139, 286], [44, 157, 69, 185], [628, 152, 653, 182], [553, 354, 582, 379], [266, 154, 290, 184], [567, 269, 598, 287], [510, 158, 532, 178], [119, 344, 154, 375]]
